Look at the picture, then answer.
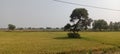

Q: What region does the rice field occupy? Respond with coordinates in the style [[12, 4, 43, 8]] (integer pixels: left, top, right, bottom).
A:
[[0, 32, 120, 54]]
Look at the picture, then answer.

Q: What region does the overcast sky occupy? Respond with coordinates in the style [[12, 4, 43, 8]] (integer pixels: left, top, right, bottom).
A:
[[0, 0, 120, 28]]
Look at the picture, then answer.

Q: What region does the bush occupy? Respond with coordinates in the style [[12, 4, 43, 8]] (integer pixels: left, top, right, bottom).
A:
[[67, 33, 80, 38]]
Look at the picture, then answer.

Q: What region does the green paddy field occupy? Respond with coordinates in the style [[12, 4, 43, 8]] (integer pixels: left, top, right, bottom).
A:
[[0, 32, 120, 54]]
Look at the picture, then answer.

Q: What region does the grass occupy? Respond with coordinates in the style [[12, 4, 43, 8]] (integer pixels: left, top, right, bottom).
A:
[[0, 32, 120, 54]]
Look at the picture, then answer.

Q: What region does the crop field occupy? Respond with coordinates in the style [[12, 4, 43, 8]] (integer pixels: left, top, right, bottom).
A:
[[0, 32, 120, 54]]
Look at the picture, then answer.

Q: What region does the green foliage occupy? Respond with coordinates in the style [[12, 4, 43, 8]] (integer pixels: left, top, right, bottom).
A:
[[64, 23, 71, 31], [46, 27, 52, 29], [109, 22, 114, 31], [92, 20, 120, 31], [70, 8, 88, 21], [113, 22, 120, 31], [64, 8, 92, 33], [92, 19, 108, 31], [67, 33, 80, 38], [8, 24, 16, 30], [108, 21, 120, 31]]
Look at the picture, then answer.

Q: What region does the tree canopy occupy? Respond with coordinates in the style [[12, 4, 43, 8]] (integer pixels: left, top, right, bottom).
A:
[[8, 24, 16, 30], [64, 8, 92, 33], [92, 19, 108, 31]]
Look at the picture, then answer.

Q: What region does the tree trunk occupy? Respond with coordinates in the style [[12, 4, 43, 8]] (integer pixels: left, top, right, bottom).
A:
[[73, 18, 81, 33]]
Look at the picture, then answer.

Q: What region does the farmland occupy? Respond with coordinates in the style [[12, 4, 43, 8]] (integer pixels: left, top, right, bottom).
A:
[[0, 32, 120, 54]]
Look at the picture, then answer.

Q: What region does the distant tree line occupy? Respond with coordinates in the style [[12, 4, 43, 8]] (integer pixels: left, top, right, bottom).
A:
[[2, 20, 120, 32], [64, 19, 120, 32], [92, 19, 120, 31], [5, 24, 63, 32]]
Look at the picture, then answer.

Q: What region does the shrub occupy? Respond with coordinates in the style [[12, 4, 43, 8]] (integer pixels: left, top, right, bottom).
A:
[[67, 33, 80, 38]]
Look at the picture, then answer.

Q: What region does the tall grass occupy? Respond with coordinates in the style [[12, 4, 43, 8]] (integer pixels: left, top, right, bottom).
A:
[[0, 32, 119, 54]]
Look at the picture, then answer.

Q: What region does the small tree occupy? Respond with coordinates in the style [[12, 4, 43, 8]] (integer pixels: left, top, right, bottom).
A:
[[8, 24, 16, 30], [64, 8, 92, 38]]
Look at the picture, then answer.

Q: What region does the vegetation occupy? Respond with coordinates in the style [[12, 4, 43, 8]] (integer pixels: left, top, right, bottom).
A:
[[64, 8, 92, 38], [109, 21, 120, 31], [64, 8, 92, 33], [0, 32, 120, 54], [2, 19, 120, 32], [92, 20, 120, 31], [92, 19, 108, 31], [8, 24, 16, 30]]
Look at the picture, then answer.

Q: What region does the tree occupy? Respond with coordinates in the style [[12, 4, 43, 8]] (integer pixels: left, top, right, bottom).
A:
[[113, 22, 120, 31], [69, 8, 92, 33], [55, 27, 59, 29], [28, 27, 32, 30], [64, 23, 71, 31], [64, 8, 92, 38], [17, 27, 24, 30], [46, 27, 52, 29], [39, 27, 44, 29], [92, 19, 108, 31], [8, 24, 16, 30], [109, 21, 114, 31]]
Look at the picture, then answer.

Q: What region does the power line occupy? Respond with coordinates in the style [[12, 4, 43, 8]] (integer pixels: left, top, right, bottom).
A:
[[54, 0, 120, 11]]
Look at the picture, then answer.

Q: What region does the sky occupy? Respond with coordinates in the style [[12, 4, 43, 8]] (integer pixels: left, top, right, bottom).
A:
[[0, 0, 120, 28]]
